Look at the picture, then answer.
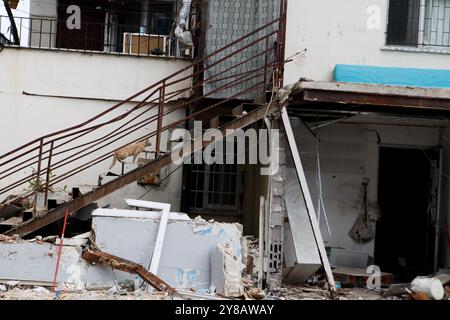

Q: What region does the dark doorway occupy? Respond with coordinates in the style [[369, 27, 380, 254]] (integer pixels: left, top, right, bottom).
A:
[[375, 147, 439, 281], [56, 0, 107, 51]]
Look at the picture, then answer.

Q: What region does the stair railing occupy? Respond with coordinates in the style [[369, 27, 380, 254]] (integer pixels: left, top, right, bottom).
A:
[[0, 7, 287, 216]]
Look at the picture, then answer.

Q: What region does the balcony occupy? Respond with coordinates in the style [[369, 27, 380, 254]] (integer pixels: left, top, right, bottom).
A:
[[0, 15, 191, 59]]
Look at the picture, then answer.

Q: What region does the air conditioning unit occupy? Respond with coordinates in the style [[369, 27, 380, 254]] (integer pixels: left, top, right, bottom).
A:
[[123, 33, 168, 55]]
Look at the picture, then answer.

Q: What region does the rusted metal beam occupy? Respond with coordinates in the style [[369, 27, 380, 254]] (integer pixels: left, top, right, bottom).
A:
[[4, 102, 280, 237], [82, 249, 176, 294], [302, 90, 450, 111]]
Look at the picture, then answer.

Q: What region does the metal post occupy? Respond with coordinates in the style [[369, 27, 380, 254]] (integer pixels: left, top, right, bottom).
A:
[[156, 83, 165, 157], [49, 18, 53, 49], [33, 139, 44, 216], [39, 19, 43, 48], [276, 0, 288, 88], [44, 141, 54, 206]]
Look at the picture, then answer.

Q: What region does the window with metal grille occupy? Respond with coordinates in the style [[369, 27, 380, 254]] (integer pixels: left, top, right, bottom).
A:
[[183, 141, 243, 214], [387, 0, 450, 48], [188, 163, 243, 212]]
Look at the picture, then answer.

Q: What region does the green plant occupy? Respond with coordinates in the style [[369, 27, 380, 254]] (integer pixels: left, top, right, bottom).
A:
[[27, 168, 68, 194]]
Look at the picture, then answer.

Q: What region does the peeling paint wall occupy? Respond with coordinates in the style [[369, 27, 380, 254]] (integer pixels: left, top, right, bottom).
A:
[[0, 48, 191, 207]]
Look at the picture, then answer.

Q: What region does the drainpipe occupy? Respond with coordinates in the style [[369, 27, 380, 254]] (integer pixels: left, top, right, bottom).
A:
[[3, 0, 20, 45]]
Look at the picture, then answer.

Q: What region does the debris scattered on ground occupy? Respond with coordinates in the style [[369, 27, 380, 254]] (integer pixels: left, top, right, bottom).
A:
[[245, 287, 266, 300], [0, 287, 173, 300], [82, 249, 176, 294], [332, 266, 394, 288], [410, 276, 444, 300]]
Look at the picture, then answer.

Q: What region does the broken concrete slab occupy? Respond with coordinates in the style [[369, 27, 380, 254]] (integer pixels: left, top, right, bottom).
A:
[[211, 242, 244, 297], [0, 242, 86, 288], [85, 208, 243, 290], [283, 168, 321, 284]]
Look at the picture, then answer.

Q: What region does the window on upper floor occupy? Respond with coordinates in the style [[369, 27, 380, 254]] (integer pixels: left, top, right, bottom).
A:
[[386, 0, 450, 48], [0, 0, 188, 58]]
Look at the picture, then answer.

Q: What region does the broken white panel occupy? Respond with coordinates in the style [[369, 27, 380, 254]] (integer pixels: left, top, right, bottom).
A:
[[0, 243, 86, 288], [283, 168, 321, 283], [211, 242, 244, 297], [282, 106, 335, 290], [86, 209, 243, 290], [91, 208, 190, 221]]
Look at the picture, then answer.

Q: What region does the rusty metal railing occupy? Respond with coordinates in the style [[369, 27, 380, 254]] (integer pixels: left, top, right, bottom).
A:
[[0, 5, 287, 216], [0, 15, 189, 58]]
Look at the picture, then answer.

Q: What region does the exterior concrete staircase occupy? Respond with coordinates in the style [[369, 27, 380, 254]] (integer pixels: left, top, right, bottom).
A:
[[0, 13, 286, 237]]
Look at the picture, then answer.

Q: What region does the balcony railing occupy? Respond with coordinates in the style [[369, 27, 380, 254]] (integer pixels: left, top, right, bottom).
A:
[[0, 15, 191, 59]]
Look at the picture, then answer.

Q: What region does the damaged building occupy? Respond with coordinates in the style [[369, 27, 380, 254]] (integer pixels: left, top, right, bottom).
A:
[[0, 0, 449, 300]]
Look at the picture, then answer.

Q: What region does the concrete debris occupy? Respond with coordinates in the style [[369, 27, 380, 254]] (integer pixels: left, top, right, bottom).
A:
[[6, 280, 20, 288], [245, 287, 266, 300], [82, 249, 176, 295], [89, 208, 243, 290], [31, 286, 50, 294], [54, 238, 88, 247], [211, 242, 244, 298], [382, 283, 410, 298], [0, 284, 6, 292], [0, 288, 173, 300], [0, 234, 22, 243], [243, 237, 259, 281]]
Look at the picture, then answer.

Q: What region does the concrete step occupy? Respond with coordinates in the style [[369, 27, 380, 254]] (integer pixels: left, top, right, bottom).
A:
[[210, 115, 238, 129], [231, 103, 263, 116]]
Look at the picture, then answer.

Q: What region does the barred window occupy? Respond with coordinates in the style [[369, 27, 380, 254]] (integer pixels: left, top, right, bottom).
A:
[[387, 0, 450, 48]]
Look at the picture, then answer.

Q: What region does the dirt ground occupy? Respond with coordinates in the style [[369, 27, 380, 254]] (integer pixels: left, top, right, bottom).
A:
[[0, 288, 175, 300], [0, 286, 394, 300]]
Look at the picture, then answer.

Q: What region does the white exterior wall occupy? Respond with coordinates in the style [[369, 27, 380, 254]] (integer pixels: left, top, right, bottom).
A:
[[282, 0, 450, 269], [284, 0, 450, 85], [0, 48, 192, 210]]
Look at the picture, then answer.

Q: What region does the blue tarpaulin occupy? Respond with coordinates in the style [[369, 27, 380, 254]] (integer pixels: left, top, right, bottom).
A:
[[334, 64, 450, 89]]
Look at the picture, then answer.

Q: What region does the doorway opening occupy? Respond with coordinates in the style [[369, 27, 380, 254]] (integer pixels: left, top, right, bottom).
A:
[[375, 147, 440, 281]]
